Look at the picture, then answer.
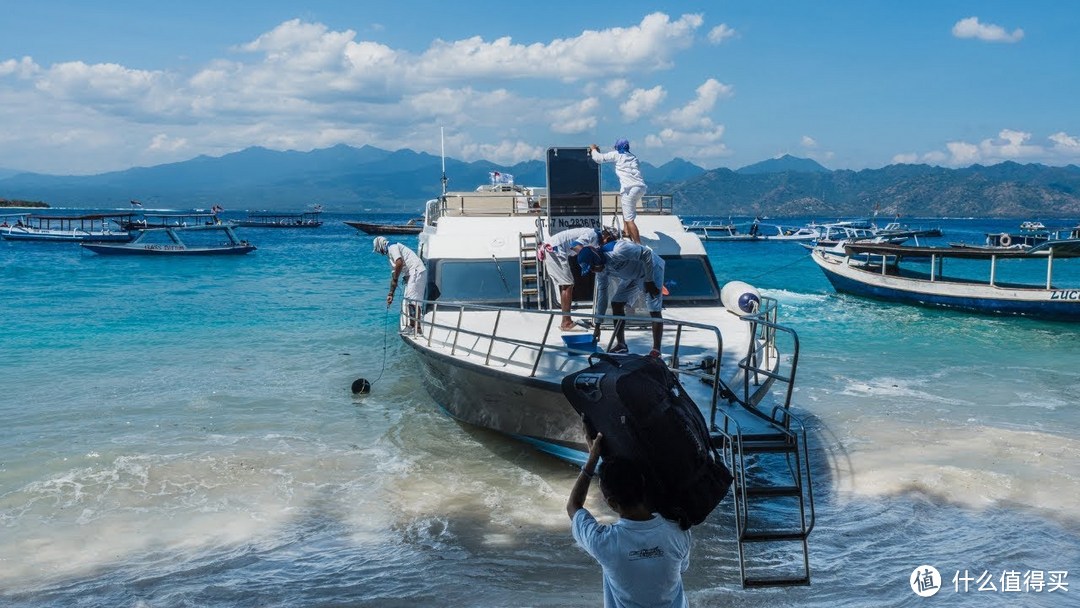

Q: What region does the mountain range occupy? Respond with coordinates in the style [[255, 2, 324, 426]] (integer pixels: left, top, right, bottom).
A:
[[3, 145, 1080, 218]]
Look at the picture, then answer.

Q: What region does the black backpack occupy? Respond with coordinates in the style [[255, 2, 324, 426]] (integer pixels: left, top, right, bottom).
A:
[[561, 353, 734, 529]]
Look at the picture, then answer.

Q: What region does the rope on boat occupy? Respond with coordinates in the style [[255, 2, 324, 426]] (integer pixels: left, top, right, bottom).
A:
[[740, 249, 815, 282]]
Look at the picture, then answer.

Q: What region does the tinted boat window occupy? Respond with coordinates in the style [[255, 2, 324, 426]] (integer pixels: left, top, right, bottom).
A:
[[659, 256, 721, 302], [436, 259, 521, 303]]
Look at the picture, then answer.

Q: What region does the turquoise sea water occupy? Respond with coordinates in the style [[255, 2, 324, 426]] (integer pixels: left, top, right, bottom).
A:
[[1, 213, 1078, 607]]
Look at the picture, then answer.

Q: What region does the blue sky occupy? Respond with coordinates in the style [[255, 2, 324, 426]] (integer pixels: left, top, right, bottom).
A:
[[1, 1, 1076, 175]]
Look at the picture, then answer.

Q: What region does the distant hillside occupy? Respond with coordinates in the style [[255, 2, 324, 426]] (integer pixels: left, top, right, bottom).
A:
[[672, 161, 1080, 218], [736, 154, 830, 175], [2, 146, 1079, 218]]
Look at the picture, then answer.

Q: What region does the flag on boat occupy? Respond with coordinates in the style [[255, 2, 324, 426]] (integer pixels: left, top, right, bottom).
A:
[[130, 200, 142, 207], [489, 171, 514, 186]]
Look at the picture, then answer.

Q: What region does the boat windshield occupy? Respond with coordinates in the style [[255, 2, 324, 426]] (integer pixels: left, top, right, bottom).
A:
[[434, 254, 721, 306], [660, 255, 721, 304], [436, 259, 523, 304]]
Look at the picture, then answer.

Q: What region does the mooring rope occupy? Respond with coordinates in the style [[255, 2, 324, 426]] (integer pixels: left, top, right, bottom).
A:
[[369, 304, 392, 386], [740, 249, 815, 282]]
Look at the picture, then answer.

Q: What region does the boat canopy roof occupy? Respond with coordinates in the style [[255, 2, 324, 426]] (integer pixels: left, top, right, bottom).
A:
[[844, 239, 1080, 259]]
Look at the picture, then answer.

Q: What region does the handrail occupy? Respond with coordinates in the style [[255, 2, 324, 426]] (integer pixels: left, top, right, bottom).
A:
[[426, 190, 674, 225]]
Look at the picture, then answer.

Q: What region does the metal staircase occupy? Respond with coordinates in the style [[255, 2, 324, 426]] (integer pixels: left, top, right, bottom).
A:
[[518, 232, 542, 308], [709, 318, 815, 588]]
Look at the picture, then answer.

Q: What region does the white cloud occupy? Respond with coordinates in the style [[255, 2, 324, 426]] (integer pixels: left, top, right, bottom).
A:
[[0, 12, 714, 172], [0, 56, 39, 78], [1049, 132, 1080, 151], [602, 78, 631, 98], [550, 98, 599, 134], [661, 78, 732, 130], [620, 86, 665, 121], [801, 136, 818, 149], [640, 78, 734, 163], [148, 133, 188, 153], [952, 17, 1024, 44], [895, 129, 1080, 167], [707, 24, 737, 44]]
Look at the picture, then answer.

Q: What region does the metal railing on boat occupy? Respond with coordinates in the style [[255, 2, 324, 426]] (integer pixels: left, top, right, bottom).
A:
[[396, 296, 815, 587]]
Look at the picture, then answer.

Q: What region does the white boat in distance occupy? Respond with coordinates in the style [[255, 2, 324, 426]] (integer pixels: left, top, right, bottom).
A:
[[0, 213, 134, 242], [80, 224, 256, 255], [683, 219, 820, 242], [811, 240, 1080, 320], [393, 146, 814, 586]]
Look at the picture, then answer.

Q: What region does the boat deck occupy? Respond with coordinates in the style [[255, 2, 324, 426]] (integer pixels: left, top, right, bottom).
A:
[[404, 300, 788, 452]]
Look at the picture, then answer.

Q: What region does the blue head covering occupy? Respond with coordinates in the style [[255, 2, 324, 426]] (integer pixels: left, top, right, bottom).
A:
[[576, 245, 605, 276], [614, 138, 630, 153]]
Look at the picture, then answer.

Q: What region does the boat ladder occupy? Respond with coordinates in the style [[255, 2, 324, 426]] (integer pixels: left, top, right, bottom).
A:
[[709, 319, 815, 588], [518, 232, 542, 309]]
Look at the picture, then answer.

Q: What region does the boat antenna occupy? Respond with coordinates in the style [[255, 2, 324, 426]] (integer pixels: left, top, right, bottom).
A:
[[440, 127, 448, 196], [491, 254, 511, 293]]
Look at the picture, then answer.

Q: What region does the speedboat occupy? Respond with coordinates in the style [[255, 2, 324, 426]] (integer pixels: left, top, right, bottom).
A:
[[80, 224, 256, 255], [391, 146, 814, 586]]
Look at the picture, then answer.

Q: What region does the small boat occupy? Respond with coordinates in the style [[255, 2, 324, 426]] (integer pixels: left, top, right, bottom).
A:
[[344, 218, 424, 235], [874, 221, 943, 240], [683, 219, 820, 242], [1020, 220, 1047, 231], [118, 212, 221, 231], [0, 213, 135, 242], [230, 209, 322, 228], [80, 224, 256, 255], [810, 240, 1080, 320], [682, 220, 754, 241]]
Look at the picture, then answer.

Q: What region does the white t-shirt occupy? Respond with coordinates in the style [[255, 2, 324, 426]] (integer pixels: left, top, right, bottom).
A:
[[545, 227, 600, 257], [590, 149, 647, 190], [572, 508, 691, 608], [387, 243, 424, 277]]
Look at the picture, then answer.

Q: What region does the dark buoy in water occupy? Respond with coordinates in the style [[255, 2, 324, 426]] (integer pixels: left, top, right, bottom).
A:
[[352, 378, 372, 395]]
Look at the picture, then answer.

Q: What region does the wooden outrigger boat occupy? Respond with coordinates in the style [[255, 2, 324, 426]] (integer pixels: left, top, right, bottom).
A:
[[80, 224, 256, 256], [0, 213, 135, 242], [811, 240, 1080, 320]]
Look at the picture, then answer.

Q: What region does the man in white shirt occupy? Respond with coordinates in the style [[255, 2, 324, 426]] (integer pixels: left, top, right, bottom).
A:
[[567, 431, 692, 608], [373, 236, 426, 335], [578, 240, 665, 357], [590, 139, 647, 244], [540, 227, 614, 331]]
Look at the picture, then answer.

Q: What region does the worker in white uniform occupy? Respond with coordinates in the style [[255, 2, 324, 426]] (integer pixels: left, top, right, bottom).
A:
[[578, 240, 665, 357], [590, 139, 647, 244], [539, 227, 616, 331], [373, 236, 427, 335]]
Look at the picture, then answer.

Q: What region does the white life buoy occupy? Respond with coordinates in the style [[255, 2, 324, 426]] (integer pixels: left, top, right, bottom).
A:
[[999, 233, 1012, 247]]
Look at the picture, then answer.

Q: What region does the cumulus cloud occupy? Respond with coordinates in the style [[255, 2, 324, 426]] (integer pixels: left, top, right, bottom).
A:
[[641, 79, 734, 162], [0, 12, 716, 172], [1049, 132, 1080, 151], [662, 78, 732, 130], [801, 136, 818, 149], [550, 98, 599, 134], [708, 24, 737, 44], [952, 17, 1024, 43], [0, 56, 39, 78], [894, 129, 1080, 166], [620, 86, 665, 121]]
